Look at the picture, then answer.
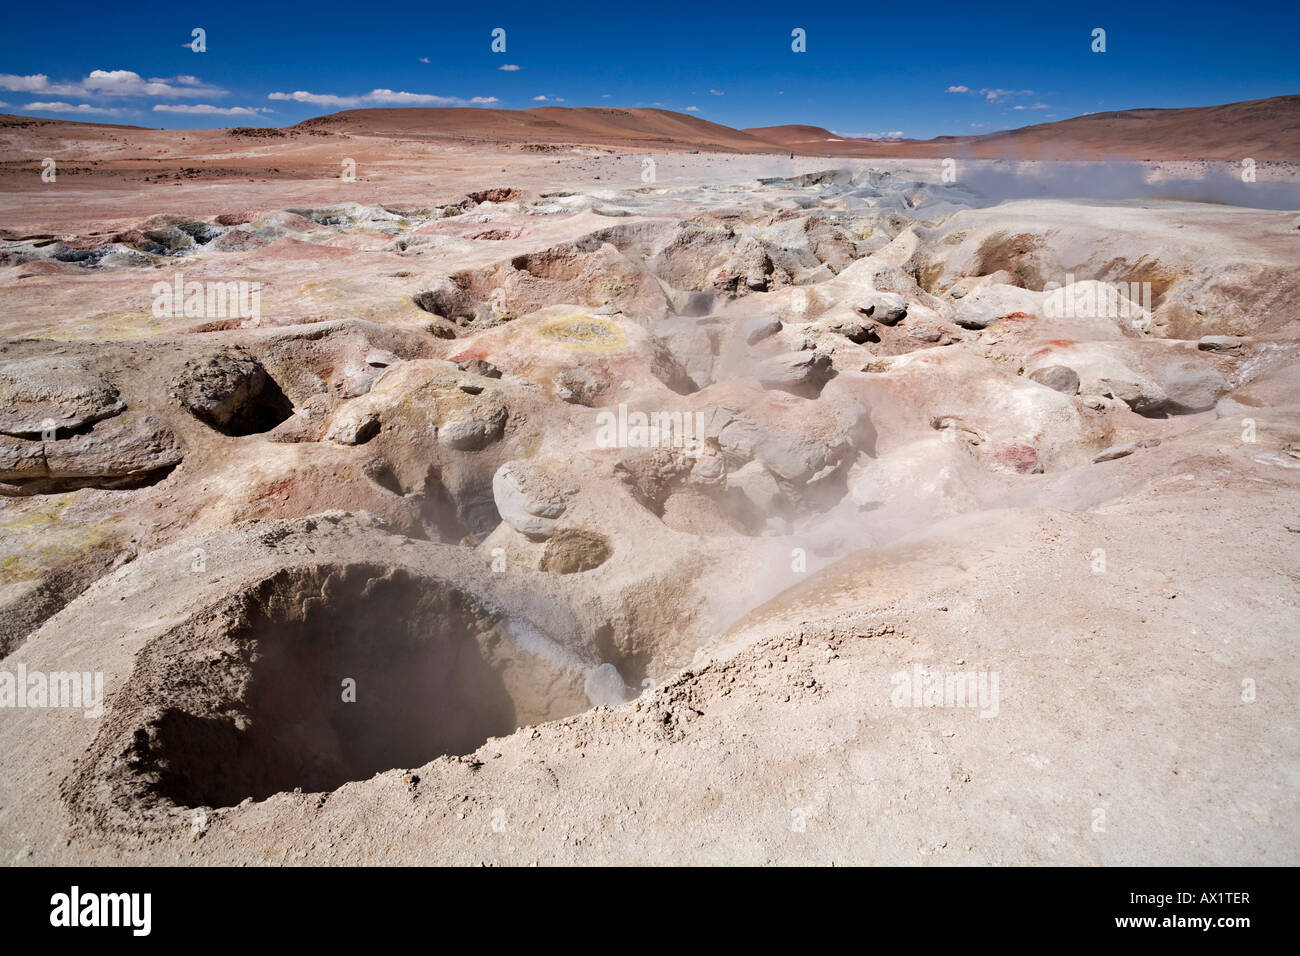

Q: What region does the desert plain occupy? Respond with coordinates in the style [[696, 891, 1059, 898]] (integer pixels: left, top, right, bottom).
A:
[[0, 102, 1297, 865]]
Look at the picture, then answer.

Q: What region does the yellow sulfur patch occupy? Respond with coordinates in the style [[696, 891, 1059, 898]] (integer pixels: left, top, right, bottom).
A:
[[535, 313, 628, 352]]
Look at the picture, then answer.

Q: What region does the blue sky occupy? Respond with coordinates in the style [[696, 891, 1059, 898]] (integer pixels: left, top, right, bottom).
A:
[[1, 0, 1297, 137]]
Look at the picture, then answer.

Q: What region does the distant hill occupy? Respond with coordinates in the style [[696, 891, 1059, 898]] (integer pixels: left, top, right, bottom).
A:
[[292, 106, 778, 153], [748, 96, 1300, 160], [298, 96, 1299, 160], [949, 95, 1300, 160], [0, 115, 147, 131], [4, 95, 1298, 161], [743, 124, 845, 148]]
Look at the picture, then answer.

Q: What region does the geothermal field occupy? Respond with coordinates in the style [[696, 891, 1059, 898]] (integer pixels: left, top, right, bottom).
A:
[[0, 99, 1297, 868]]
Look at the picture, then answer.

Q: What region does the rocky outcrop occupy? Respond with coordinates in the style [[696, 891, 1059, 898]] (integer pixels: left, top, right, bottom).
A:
[[493, 460, 572, 538], [0, 357, 125, 436], [173, 350, 293, 435], [0, 415, 181, 491]]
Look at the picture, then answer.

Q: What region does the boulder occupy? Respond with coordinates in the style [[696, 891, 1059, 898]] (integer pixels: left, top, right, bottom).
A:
[[1155, 359, 1229, 414], [325, 409, 381, 446], [1092, 438, 1160, 463], [1028, 365, 1081, 395], [1095, 373, 1168, 416], [742, 315, 782, 345], [953, 284, 1039, 330], [907, 325, 944, 343], [0, 434, 48, 480], [655, 318, 714, 391], [0, 357, 125, 435], [820, 309, 877, 344], [757, 431, 846, 484], [856, 291, 908, 325], [43, 415, 182, 479], [1197, 335, 1243, 353], [174, 351, 291, 434], [1051, 347, 1168, 416], [2, 415, 183, 485], [457, 358, 503, 379], [437, 406, 507, 451], [954, 300, 999, 330], [757, 351, 834, 394], [493, 460, 571, 538], [727, 459, 783, 512]]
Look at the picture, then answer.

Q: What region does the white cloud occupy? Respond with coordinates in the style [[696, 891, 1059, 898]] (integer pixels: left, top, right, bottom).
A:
[[367, 89, 461, 105], [708, 89, 724, 96], [0, 101, 7, 108], [947, 85, 1036, 103], [269, 88, 494, 108], [0, 74, 51, 92], [0, 70, 223, 98], [152, 104, 271, 116], [470, 96, 499, 104], [269, 90, 361, 107], [532, 95, 548, 101], [419, 57, 431, 64], [981, 87, 1033, 102], [685, 105, 700, 112], [84, 70, 224, 97], [20, 101, 124, 115], [498, 64, 521, 71], [84, 70, 154, 94]]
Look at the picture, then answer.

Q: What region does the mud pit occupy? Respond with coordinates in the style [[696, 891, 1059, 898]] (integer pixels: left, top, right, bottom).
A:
[[67, 559, 599, 822], [141, 566, 530, 807]]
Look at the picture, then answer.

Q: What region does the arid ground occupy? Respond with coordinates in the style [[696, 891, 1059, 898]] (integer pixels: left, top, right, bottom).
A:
[[0, 104, 1297, 865]]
